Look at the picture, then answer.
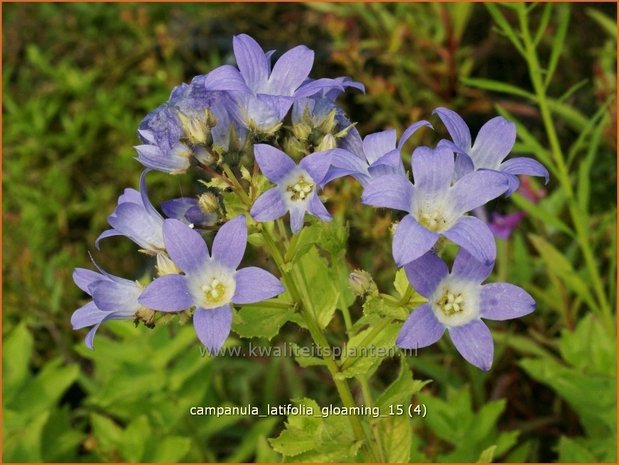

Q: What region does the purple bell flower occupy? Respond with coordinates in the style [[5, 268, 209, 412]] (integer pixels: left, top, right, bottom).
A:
[[250, 144, 334, 233], [204, 34, 359, 134], [71, 267, 144, 349], [397, 249, 535, 370], [138, 216, 284, 353], [96, 171, 164, 253], [433, 107, 549, 194], [328, 120, 433, 186], [362, 146, 509, 267]]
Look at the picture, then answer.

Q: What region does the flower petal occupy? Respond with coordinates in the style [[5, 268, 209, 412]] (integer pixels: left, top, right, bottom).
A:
[[269, 45, 314, 95], [233, 267, 285, 304], [307, 193, 332, 221], [254, 144, 296, 182], [396, 304, 445, 349], [90, 280, 141, 313], [448, 320, 494, 371], [108, 202, 164, 251], [450, 170, 509, 214], [470, 116, 516, 168], [162, 219, 209, 273], [299, 150, 333, 184], [193, 305, 232, 354], [403, 252, 448, 298], [393, 215, 439, 267], [363, 130, 396, 164], [433, 107, 472, 151], [73, 268, 103, 294], [250, 188, 288, 221], [135, 143, 191, 174], [139, 274, 193, 311], [399, 120, 433, 150], [368, 149, 404, 178], [411, 146, 454, 193], [203, 64, 251, 93], [212, 216, 247, 270], [71, 301, 108, 330], [232, 34, 269, 90], [452, 248, 494, 283], [480, 283, 535, 320], [289, 206, 306, 234], [361, 174, 414, 212], [443, 216, 496, 265], [95, 229, 123, 249], [329, 149, 370, 182], [84, 312, 127, 350], [499, 157, 549, 184]]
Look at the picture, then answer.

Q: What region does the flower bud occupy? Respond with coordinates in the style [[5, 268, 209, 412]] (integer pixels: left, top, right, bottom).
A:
[[317, 133, 337, 151], [156, 253, 180, 276], [318, 108, 337, 134], [178, 111, 210, 146], [282, 136, 307, 160], [198, 192, 219, 214], [292, 122, 312, 141], [349, 269, 376, 296]]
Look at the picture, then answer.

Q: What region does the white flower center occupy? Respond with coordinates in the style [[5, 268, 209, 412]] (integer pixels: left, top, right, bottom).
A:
[[188, 263, 236, 309], [417, 210, 450, 232], [281, 168, 315, 205], [430, 277, 480, 327]]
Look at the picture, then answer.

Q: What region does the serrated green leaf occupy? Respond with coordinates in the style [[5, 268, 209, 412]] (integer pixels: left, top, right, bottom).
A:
[[233, 301, 294, 340], [379, 415, 412, 462], [376, 358, 430, 411], [337, 323, 400, 379], [298, 247, 339, 329]]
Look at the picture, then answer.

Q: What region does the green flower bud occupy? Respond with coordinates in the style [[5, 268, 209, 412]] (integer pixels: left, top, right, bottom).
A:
[[282, 136, 307, 160], [292, 122, 312, 141], [317, 133, 337, 151], [156, 253, 180, 276], [349, 269, 377, 296], [198, 192, 219, 214], [178, 111, 210, 146]]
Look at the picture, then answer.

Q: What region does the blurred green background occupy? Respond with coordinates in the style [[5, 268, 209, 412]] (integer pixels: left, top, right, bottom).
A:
[[3, 3, 617, 462]]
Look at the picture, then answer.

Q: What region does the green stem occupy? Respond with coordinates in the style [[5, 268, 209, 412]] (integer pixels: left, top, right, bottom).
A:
[[517, 6, 611, 323], [261, 226, 376, 459], [358, 376, 385, 462], [340, 317, 392, 371]]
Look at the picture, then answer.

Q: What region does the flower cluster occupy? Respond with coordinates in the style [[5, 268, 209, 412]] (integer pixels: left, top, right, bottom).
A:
[[72, 34, 547, 369]]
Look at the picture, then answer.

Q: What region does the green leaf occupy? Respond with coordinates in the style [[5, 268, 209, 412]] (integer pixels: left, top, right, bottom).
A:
[[528, 234, 597, 310], [90, 413, 123, 455], [587, 8, 617, 38], [337, 323, 400, 379], [227, 417, 279, 462], [511, 195, 573, 236], [148, 436, 191, 462], [119, 415, 150, 462], [10, 358, 79, 417], [476, 445, 496, 463], [376, 358, 430, 411], [461, 77, 533, 99], [393, 268, 409, 298], [557, 436, 597, 462], [379, 415, 412, 462], [233, 301, 295, 340], [297, 247, 340, 329], [485, 4, 525, 56], [544, 4, 570, 87], [3, 322, 33, 403]]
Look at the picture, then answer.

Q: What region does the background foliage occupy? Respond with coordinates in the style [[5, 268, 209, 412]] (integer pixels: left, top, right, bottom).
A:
[[3, 3, 616, 462]]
